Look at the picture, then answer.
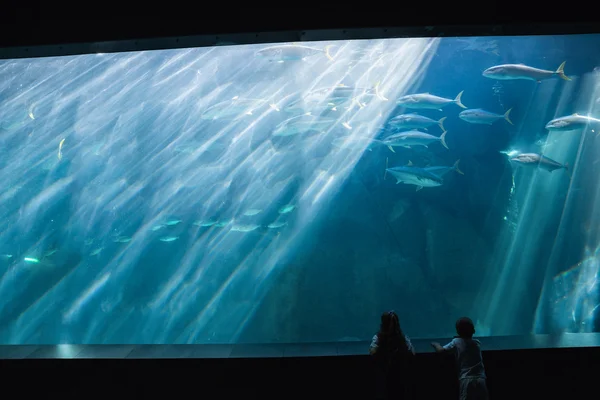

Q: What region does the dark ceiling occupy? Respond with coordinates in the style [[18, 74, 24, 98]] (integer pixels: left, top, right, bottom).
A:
[[1, 1, 598, 49]]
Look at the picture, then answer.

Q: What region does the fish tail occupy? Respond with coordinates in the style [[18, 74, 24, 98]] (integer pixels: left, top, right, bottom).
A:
[[564, 162, 572, 178], [374, 81, 388, 101], [504, 108, 514, 125], [438, 116, 447, 131], [440, 130, 449, 150], [384, 157, 389, 180], [556, 61, 571, 81], [454, 90, 467, 109], [453, 159, 464, 175], [324, 45, 334, 61], [387, 145, 396, 153]]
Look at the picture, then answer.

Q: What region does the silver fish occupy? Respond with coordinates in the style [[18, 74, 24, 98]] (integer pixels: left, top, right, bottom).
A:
[[510, 153, 568, 173], [231, 224, 260, 233], [243, 209, 263, 216], [545, 113, 600, 132], [396, 91, 466, 110], [267, 221, 288, 229], [483, 62, 570, 82], [256, 44, 334, 62], [388, 113, 446, 131], [272, 113, 337, 137], [331, 135, 383, 151], [278, 204, 296, 214], [200, 97, 276, 120], [303, 83, 387, 105], [385, 163, 443, 191], [381, 130, 448, 152], [459, 108, 513, 125], [425, 159, 464, 177], [159, 236, 179, 242]]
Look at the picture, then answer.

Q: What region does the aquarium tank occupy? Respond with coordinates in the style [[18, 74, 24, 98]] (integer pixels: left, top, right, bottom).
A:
[[0, 33, 599, 346]]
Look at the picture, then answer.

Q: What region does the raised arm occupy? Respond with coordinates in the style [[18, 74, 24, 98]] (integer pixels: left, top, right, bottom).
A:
[[431, 339, 456, 353], [406, 335, 416, 355], [369, 335, 379, 355]]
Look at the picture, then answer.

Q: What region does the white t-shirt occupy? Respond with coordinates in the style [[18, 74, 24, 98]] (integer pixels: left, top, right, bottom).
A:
[[443, 337, 486, 380]]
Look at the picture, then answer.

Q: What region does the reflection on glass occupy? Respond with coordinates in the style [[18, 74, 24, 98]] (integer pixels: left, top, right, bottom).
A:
[[0, 34, 598, 346]]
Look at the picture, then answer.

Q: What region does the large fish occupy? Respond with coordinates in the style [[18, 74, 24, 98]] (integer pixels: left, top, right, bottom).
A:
[[256, 44, 334, 62], [385, 160, 444, 191], [331, 135, 383, 151], [396, 91, 467, 110], [425, 159, 464, 177], [305, 83, 387, 106], [284, 83, 387, 113], [388, 113, 446, 131], [545, 113, 600, 132], [272, 113, 337, 137], [381, 130, 448, 152], [459, 108, 513, 125], [510, 153, 568, 173], [200, 97, 278, 120], [483, 62, 570, 83]]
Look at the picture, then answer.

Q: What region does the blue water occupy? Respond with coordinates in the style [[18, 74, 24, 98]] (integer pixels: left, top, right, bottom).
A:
[[0, 34, 599, 345]]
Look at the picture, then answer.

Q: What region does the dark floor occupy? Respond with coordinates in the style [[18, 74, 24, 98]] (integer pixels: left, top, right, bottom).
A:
[[1, 332, 598, 359]]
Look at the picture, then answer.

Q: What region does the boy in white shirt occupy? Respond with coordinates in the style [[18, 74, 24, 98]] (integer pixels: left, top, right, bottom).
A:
[[431, 317, 489, 400]]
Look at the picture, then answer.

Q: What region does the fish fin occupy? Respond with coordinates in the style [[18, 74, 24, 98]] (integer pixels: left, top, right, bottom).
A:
[[438, 116, 447, 131], [396, 179, 402, 184], [374, 81, 388, 101], [28, 103, 36, 119], [504, 108, 514, 125], [572, 112, 579, 116], [388, 145, 396, 153], [454, 159, 464, 175], [407, 160, 413, 166], [440, 130, 449, 150], [384, 157, 388, 180], [416, 186, 423, 192], [324, 45, 334, 61], [556, 61, 571, 81], [454, 90, 467, 109], [423, 127, 428, 131], [564, 162, 572, 179], [331, 106, 337, 111]]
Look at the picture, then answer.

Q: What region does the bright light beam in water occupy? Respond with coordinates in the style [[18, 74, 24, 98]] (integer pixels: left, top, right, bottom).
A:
[[531, 70, 600, 334], [477, 70, 599, 335]]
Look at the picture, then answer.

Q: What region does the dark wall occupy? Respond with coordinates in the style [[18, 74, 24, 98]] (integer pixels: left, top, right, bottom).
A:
[[1, 4, 599, 52], [3, 346, 598, 399]]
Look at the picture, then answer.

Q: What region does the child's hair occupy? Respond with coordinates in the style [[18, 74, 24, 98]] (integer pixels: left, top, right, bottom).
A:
[[455, 317, 476, 338], [377, 310, 409, 352]]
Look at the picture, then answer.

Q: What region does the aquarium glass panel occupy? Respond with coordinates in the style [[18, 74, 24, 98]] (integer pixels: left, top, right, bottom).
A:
[[0, 34, 599, 345]]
